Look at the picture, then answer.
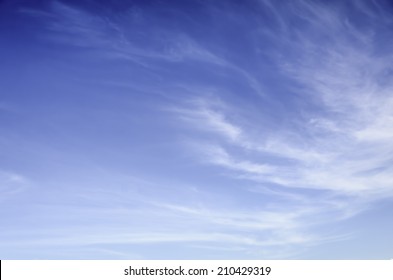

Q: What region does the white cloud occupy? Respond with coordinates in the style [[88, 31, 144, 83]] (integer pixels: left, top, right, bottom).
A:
[[168, 1, 393, 256], [0, 171, 29, 200], [170, 97, 242, 141]]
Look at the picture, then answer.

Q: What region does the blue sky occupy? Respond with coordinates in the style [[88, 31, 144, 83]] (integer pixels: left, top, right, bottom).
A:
[[1, 0, 393, 259]]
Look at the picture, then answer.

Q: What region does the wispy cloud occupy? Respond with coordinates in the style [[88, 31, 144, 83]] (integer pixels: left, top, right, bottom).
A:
[[0, 170, 29, 201], [168, 0, 393, 256], [170, 97, 242, 141], [3, 0, 393, 259], [0, 183, 335, 259]]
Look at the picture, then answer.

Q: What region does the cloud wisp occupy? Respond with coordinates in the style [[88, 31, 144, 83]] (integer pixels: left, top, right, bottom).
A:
[[1, 0, 393, 259], [168, 0, 393, 256]]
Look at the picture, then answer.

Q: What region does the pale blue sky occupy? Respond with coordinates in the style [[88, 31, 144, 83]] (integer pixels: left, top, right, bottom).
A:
[[1, 0, 393, 259]]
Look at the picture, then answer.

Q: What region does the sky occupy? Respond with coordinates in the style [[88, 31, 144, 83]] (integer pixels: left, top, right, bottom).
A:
[[1, 0, 393, 259]]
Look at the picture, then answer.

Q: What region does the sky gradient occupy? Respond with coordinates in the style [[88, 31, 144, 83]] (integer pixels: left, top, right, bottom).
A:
[[1, 0, 393, 259]]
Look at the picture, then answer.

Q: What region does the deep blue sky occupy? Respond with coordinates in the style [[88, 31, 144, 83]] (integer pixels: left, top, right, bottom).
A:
[[1, 0, 393, 259]]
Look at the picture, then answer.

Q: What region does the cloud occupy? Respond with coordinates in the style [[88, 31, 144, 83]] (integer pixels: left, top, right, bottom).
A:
[[167, 0, 393, 255], [26, 1, 226, 67], [0, 198, 329, 260], [170, 97, 242, 141], [0, 170, 340, 259], [0, 171, 29, 200]]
